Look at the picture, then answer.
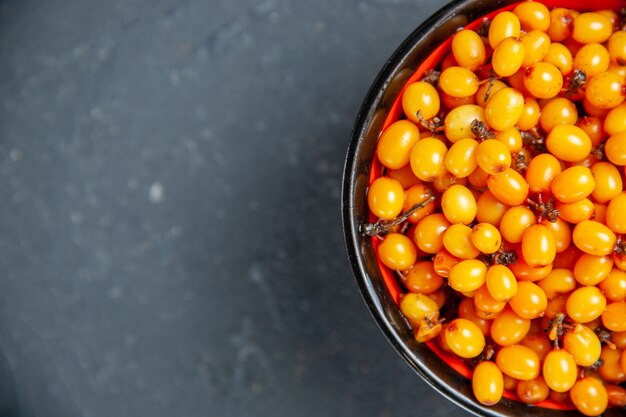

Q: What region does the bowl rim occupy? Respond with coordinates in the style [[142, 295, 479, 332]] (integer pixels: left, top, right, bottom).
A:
[[341, 1, 622, 416]]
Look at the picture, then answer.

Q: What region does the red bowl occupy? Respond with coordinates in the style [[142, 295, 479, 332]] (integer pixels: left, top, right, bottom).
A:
[[343, 1, 626, 416]]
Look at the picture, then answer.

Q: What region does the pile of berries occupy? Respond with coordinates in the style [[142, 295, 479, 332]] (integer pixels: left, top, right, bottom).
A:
[[365, 2, 626, 415]]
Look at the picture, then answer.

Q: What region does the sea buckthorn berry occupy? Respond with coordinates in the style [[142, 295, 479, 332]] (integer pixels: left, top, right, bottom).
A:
[[458, 297, 491, 336], [476, 190, 508, 226], [426, 289, 446, 310], [490, 309, 530, 346], [605, 131, 626, 166], [522, 334, 552, 363], [492, 38, 525, 77], [574, 254, 613, 286], [517, 376, 550, 405], [566, 286, 607, 323], [399, 292, 439, 324], [538, 269, 576, 300], [414, 213, 450, 254], [496, 344, 540, 380], [507, 68, 530, 96], [577, 116, 606, 147], [403, 184, 436, 224], [510, 256, 553, 282], [444, 318, 485, 358], [510, 281, 547, 319], [440, 90, 477, 110], [539, 97, 578, 133], [474, 284, 506, 315], [547, 8, 573, 42], [377, 120, 420, 169], [525, 153, 561, 193], [467, 166, 489, 189], [403, 261, 443, 294], [546, 125, 592, 162], [543, 42, 574, 75], [572, 12, 613, 44], [585, 71, 626, 109], [521, 224, 556, 267], [475, 79, 507, 108], [449, 259, 487, 293], [402, 81, 440, 122], [444, 138, 478, 178], [432, 172, 468, 194], [572, 220, 617, 256], [524, 62, 563, 99], [440, 53, 459, 71], [487, 168, 528, 206], [583, 96, 610, 118], [608, 30, 626, 64], [378, 233, 417, 271], [500, 206, 536, 243], [545, 295, 568, 319], [602, 301, 626, 332], [432, 249, 459, 278], [414, 317, 442, 343], [516, 98, 540, 131], [485, 87, 524, 132], [598, 345, 626, 383], [410, 138, 448, 181], [564, 324, 602, 367], [570, 377, 608, 417], [444, 104, 486, 142], [476, 139, 511, 175], [553, 245, 582, 270], [551, 166, 595, 204], [604, 103, 626, 135], [574, 43, 611, 77], [472, 361, 503, 406], [541, 217, 571, 253], [441, 184, 476, 225], [486, 264, 517, 301], [452, 29, 486, 71], [543, 350, 578, 393], [608, 61, 626, 77], [621, 350, 626, 374], [495, 127, 523, 154], [502, 374, 518, 392], [606, 192, 626, 233], [471, 223, 501, 255], [386, 164, 422, 189], [597, 9, 620, 30], [439, 66, 479, 98], [599, 268, 626, 302], [367, 177, 405, 220], [488, 11, 521, 48], [513, 1, 550, 32], [594, 202, 608, 224], [606, 384, 626, 408], [556, 198, 594, 224], [521, 30, 551, 67], [591, 161, 623, 203], [443, 224, 479, 260]]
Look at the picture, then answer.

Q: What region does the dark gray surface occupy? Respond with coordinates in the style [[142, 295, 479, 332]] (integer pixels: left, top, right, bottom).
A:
[[0, 0, 473, 416]]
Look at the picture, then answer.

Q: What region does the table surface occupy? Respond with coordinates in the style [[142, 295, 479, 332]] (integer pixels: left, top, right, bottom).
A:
[[0, 0, 473, 416]]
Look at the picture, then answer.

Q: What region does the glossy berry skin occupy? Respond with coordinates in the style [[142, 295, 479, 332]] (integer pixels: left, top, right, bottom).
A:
[[566, 286, 607, 323], [441, 184, 477, 225], [570, 377, 608, 417], [509, 281, 547, 319], [452, 29, 486, 71], [543, 42, 573, 75], [444, 104, 485, 142], [551, 166, 595, 204], [378, 233, 417, 271], [444, 318, 485, 358], [543, 350, 578, 393], [599, 268, 626, 302], [471, 223, 501, 255], [572, 220, 616, 256], [403, 184, 436, 224], [377, 120, 420, 169], [513, 0, 550, 31], [410, 138, 448, 181], [476, 139, 511, 176], [487, 168, 528, 206], [574, 43, 611, 77], [606, 192, 626, 233], [574, 254, 613, 286], [399, 292, 439, 324], [445, 138, 478, 178], [490, 309, 530, 346], [516, 376, 550, 405], [564, 324, 602, 367], [414, 214, 450, 254], [368, 177, 405, 220], [496, 344, 540, 380], [602, 301, 626, 332], [485, 264, 517, 302], [521, 224, 557, 268], [585, 71, 626, 109], [492, 38, 525, 77], [605, 131, 626, 166], [538, 268, 576, 300], [403, 261, 442, 294], [485, 87, 524, 132], [488, 11, 521, 48], [443, 224, 479, 260], [590, 161, 623, 203], [572, 12, 613, 44], [439, 66, 479, 98], [546, 124, 592, 162], [499, 206, 536, 243], [524, 62, 563, 99], [402, 81, 440, 122], [449, 259, 487, 293], [472, 361, 503, 406]]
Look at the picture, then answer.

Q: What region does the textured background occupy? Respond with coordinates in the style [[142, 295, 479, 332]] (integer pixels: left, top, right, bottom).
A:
[[0, 0, 472, 416]]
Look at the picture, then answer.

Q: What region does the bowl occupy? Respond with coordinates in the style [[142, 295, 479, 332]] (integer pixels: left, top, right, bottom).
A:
[[342, 0, 625, 416]]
